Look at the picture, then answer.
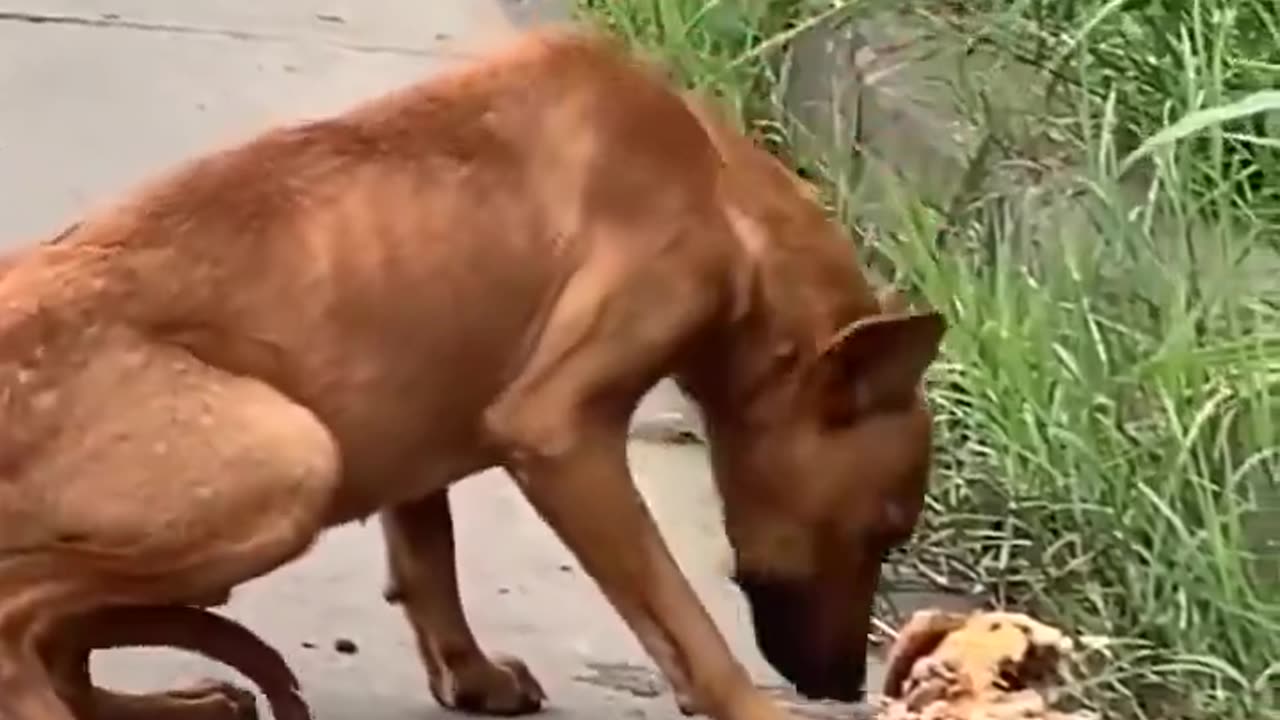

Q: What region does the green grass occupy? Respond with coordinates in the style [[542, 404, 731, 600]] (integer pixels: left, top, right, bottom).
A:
[[574, 1, 1280, 719]]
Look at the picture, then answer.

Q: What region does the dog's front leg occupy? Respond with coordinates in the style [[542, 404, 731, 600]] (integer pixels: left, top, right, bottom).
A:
[[507, 432, 794, 720], [381, 491, 546, 716], [483, 249, 797, 720]]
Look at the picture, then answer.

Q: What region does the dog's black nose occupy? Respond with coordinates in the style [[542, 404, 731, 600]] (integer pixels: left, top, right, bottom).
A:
[[792, 663, 866, 703]]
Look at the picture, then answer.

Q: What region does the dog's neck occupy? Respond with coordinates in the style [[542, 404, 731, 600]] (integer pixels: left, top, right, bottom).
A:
[[670, 94, 882, 426], [674, 190, 881, 430]]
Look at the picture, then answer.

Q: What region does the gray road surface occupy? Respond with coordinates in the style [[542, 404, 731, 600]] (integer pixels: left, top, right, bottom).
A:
[[0, 2, 880, 718]]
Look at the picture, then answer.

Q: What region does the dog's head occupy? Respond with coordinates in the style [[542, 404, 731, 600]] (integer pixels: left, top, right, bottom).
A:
[[675, 92, 948, 701], [699, 289, 946, 702]]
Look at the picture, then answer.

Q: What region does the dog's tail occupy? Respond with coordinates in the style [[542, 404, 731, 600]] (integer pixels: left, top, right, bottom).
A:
[[73, 605, 310, 720]]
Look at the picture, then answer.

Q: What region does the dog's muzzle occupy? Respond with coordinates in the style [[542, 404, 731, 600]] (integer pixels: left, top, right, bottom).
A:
[[734, 573, 866, 702]]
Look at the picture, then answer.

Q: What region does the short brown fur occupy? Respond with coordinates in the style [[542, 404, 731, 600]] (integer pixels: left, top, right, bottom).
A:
[[0, 28, 946, 720]]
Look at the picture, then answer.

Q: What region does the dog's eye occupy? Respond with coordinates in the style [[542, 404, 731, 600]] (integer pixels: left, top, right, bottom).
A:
[[879, 541, 909, 563]]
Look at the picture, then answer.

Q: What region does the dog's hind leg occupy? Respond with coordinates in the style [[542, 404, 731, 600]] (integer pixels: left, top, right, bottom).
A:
[[381, 491, 546, 716], [0, 342, 339, 720], [48, 643, 258, 720], [45, 605, 310, 720], [0, 632, 76, 720]]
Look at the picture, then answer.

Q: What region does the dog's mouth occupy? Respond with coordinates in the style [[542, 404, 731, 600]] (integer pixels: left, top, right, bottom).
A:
[[734, 573, 866, 702]]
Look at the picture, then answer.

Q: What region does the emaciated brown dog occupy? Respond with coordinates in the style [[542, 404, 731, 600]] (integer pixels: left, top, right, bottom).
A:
[[0, 28, 946, 720]]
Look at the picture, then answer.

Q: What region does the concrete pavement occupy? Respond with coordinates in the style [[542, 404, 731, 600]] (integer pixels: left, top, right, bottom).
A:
[[0, 2, 875, 718]]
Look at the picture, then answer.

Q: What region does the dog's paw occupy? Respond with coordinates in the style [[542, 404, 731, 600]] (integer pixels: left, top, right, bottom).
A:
[[430, 654, 546, 716], [164, 681, 258, 720], [85, 681, 258, 720]]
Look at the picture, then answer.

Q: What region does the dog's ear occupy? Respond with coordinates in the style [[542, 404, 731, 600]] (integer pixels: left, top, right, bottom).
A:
[[814, 309, 946, 419], [882, 610, 969, 698]]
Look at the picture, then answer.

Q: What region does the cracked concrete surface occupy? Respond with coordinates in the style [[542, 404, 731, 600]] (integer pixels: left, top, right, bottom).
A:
[[0, 2, 879, 718]]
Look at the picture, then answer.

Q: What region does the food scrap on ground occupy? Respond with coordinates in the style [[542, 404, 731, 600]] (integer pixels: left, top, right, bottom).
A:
[[569, 608, 1100, 720], [876, 609, 1097, 720]]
